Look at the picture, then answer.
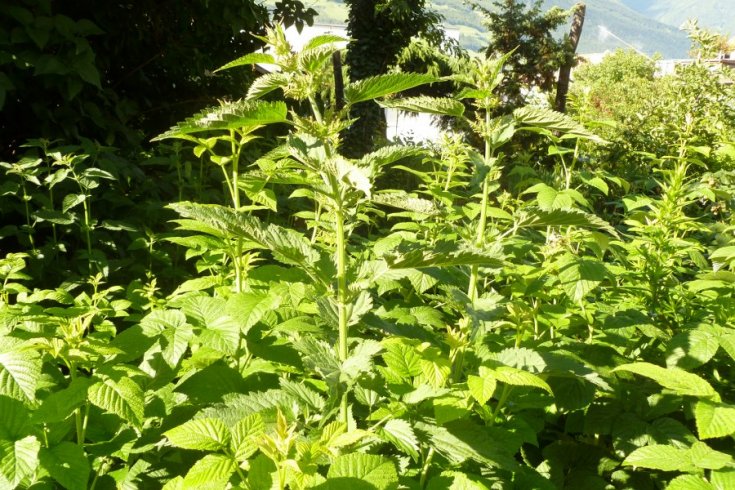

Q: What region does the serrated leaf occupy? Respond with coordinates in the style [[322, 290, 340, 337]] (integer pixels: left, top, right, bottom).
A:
[[386, 244, 503, 269], [182, 454, 237, 490], [248, 73, 289, 102], [379, 96, 465, 117], [695, 400, 735, 439], [39, 442, 90, 490], [380, 418, 419, 459], [467, 374, 497, 405], [688, 441, 732, 469], [491, 366, 553, 394], [666, 328, 720, 369], [88, 377, 145, 427], [623, 444, 691, 471], [303, 34, 348, 51], [0, 436, 40, 489], [613, 363, 717, 398], [214, 52, 275, 72], [62, 193, 86, 213], [0, 339, 41, 402], [359, 145, 425, 170], [165, 418, 231, 451], [326, 453, 398, 490], [382, 341, 422, 379], [427, 471, 492, 490], [513, 106, 603, 143], [231, 414, 265, 461], [345, 73, 436, 104], [667, 475, 715, 490], [226, 287, 284, 334], [32, 378, 91, 424], [0, 396, 30, 440], [153, 100, 287, 141], [420, 356, 451, 389], [515, 208, 618, 237]]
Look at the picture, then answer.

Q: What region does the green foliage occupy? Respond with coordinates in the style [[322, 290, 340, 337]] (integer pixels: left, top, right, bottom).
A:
[[2, 10, 735, 490]]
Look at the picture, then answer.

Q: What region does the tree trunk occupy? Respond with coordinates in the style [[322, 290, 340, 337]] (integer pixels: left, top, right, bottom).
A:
[[554, 3, 586, 113]]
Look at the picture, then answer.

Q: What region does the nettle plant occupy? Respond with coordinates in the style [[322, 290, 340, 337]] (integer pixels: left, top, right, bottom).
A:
[[2, 24, 735, 490]]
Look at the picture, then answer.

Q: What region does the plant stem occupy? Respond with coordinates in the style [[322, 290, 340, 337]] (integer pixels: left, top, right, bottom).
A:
[[81, 197, 94, 273], [467, 109, 494, 302], [419, 447, 435, 489], [335, 206, 349, 426]]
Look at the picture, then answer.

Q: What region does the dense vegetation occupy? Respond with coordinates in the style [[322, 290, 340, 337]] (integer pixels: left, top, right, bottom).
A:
[[1, 2, 735, 489]]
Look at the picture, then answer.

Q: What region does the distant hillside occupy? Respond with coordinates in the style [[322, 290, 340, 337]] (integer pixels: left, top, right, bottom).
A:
[[301, 0, 692, 58], [619, 0, 735, 35]]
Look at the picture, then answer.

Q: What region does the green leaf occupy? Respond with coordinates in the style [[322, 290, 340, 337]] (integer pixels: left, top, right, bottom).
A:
[[427, 471, 492, 490], [382, 340, 422, 379], [688, 441, 732, 470], [32, 378, 92, 424], [415, 421, 518, 469], [88, 377, 145, 428], [152, 100, 287, 141], [326, 453, 398, 490], [214, 52, 275, 72], [623, 444, 691, 472], [490, 366, 553, 394], [0, 339, 41, 402], [613, 363, 717, 398], [513, 106, 604, 143], [0, 396, 30, 440], [164, 418, 231, 451], [515, 208, 618, 237], [712, 469, 735, 490], [182, 454, 237, 489], [467, 373, 497, 406], [62, 193, 87, 213], [0, 436, 40, 489], [667, 475, 715, 490], [379, 96, 465, 117], [247, 72, 289, 100], [359, 145, 425, 169], [380, 418, 419, 460], [624, 442, 731, 473], [345, 73, 437, 104], [303, 34, 348, 51], [710, 246, 735, 264], [226, 286, 285, 334], [666, 327, 720, 369], [695, 400, 735, 439], [556, 256, 609, 303], [39, 442, 90, 490], [231, 414, 265, 461], [386, 244, 503, 269]]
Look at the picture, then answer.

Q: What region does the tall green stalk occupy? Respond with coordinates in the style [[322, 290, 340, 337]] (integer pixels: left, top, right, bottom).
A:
[[467, 109, 494, 302]]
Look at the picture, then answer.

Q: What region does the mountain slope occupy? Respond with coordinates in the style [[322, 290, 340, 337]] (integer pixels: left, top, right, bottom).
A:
[[300, 0, 692, 57], [619, 0, 735, 34]]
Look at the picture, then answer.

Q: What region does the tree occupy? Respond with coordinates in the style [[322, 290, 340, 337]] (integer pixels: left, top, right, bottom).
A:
[[472, 0, 570, 111], [343, 0, 441, 156], [0, 0, 315, 157]]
